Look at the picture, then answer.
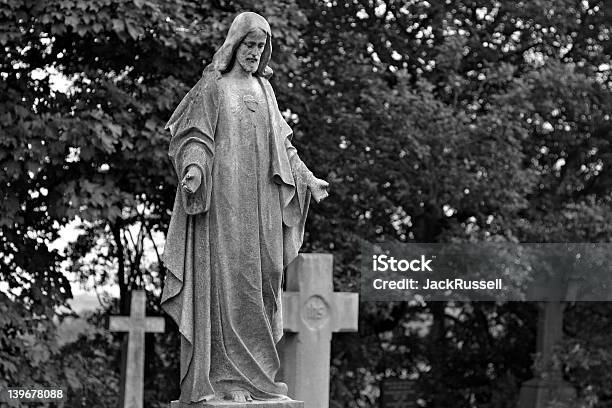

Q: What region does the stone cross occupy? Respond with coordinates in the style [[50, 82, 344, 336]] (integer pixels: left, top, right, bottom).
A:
[[516, 301, 576, 408], [278, 254, 359, 408], [109, 290, 165, 408]]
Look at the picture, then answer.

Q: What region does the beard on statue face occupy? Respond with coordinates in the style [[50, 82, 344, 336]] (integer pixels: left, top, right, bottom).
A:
[[235, 29, 267, 74]]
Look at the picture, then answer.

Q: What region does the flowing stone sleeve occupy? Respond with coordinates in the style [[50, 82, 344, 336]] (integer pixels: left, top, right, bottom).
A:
[[174, 137, 212, 214], [285, 138, 314, 216], [162, 71, 219, 325], [280, 137, 312, 267], [257, 77, 313, 267], [166, 72, 219, 215]]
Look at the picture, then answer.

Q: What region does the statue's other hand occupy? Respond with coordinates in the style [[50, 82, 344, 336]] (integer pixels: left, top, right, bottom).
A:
[[181, 165, 202, 194], [310, 177, 330, 203]]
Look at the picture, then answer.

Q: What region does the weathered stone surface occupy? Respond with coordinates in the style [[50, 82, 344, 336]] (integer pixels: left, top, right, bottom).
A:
[[278, 254, 359, 408], [169, 400, 304, 408], [160, 11, 329, 405], [380, 379, 418, 408], [516, 302, 576, 408], [109, 290, 165, 408], [516, 378, 576, 408]]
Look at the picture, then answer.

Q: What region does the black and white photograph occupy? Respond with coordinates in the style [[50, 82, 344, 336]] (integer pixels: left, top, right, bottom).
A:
[[2, 1, 612, 407]]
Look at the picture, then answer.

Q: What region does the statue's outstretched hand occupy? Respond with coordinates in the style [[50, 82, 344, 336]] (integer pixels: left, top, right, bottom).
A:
[[309, 177, 329, 203], [181, 165, 202, 194]]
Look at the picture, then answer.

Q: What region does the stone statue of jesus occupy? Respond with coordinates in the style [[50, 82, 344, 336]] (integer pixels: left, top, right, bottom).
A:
[[161, 12, 328, 405]]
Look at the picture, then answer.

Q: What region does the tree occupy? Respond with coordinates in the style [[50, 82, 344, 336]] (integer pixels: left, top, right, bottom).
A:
[[4, 0, 612, 407], [0, 0, 305, 402], [288, 1, 612, 406]]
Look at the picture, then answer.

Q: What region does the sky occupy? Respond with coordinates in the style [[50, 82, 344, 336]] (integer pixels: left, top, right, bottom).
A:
[[49, 216, 166, 315], [0, 66, 167, 316], [50, 219, 120, 314]]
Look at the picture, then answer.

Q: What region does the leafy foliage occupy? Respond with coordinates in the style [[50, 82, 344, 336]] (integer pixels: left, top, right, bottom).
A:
[[3, 0, 612, 407]]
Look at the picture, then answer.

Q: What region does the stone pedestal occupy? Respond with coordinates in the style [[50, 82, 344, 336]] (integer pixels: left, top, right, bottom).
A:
[[516, 378, 576, 408], [169, 400, 304, 408]]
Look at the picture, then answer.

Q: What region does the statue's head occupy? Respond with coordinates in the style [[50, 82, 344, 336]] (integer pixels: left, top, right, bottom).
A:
[[211, 12, 273, 78], [234, 28, 267, 74]]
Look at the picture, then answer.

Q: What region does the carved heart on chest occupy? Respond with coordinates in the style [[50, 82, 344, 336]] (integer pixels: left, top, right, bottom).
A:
[[243, 94, 259, 112]]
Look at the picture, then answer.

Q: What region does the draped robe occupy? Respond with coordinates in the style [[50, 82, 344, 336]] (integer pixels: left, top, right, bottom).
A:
[[161, 68, 311, 405]]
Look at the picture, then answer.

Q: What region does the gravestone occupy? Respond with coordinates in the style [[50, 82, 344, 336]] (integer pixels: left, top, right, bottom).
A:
[[169, 400, 302, 408], [380, 379, 417, 408], [278, 253, 359, 408], [109, 290, 165, 408], [516, 301, 576, 408]]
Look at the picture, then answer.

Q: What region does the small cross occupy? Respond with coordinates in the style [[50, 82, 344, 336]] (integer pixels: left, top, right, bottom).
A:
[[109, 290, 165, 408], [278, 254, 359, 408]]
